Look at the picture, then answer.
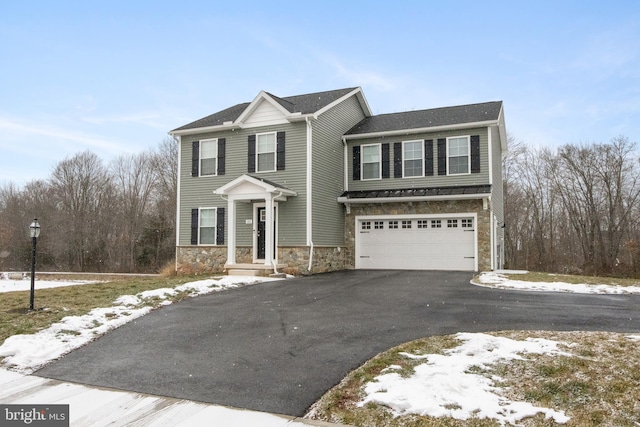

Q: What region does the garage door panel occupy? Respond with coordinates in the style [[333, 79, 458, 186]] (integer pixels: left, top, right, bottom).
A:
[[357, 217, 476, 271]]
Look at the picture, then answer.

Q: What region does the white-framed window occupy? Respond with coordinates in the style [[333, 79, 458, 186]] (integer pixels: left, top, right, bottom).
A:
[[388, 220, 398, 229], [199, 208, 217, 245], [362, 144, 381, 180], [417, 220, 428, 229], [361, 221, 371, 230], [401, 220, 412, 229], [447, 219, 459, 228], [447, 136, 470, 175], [431, 219, 442, 228], [374, 221, 384, 229], [256, 132, 276, 172], [462, 219, 473, 228], [403, 140, 423, 177], [200, 139, 217, 176]]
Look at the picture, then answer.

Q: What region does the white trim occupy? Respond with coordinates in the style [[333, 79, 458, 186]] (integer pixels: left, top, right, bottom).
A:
[[236, 91, 291, 124], [175, 135, 182, 268], [306, 117, 313, 246], [361, 143, 382, 181], [487, 127, 493, 185], [197, 207, 218, 246], [446, 135, 471, 176], [169, 123, 240, 137], [343, 120, 498, 141], [252, 202, 279, 264], [402, 140, 425, 178], [255, 131, 277, 173], [355, 212, 478, 271], [314, 87, 372, 118], [199, 138, 218, 177]]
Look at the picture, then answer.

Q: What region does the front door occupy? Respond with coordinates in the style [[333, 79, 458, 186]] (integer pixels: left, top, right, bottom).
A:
[[255, 205, 277, 261], [257, 207, 266, 259]]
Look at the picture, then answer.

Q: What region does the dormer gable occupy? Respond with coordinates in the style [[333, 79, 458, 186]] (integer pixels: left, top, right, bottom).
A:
[[236, 91, 292, 128]]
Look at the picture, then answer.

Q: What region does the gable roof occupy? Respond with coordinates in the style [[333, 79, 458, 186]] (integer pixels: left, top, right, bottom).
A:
[[171, 87, 368, 134], [345, 101, 504, 138]]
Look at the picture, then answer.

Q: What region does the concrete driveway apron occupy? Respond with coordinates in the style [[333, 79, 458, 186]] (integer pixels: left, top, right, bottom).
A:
[[35, 270, 640, 416]]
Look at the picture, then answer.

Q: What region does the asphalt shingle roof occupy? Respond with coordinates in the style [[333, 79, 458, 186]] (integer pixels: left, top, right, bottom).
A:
[[172, 87, 358, 132], [346, 101, 502, 135]]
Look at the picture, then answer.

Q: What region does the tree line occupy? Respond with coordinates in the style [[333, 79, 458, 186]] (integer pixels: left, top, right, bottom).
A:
[[0, 139, 177, 273], [504, 135, 640, 277]]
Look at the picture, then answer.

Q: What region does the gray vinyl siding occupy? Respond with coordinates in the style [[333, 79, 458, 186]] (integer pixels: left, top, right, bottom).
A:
[[311, 95, 367, 246], [347, 127, 490, 191], [178, 122, 308, 246], [490, 125, 504, 223]]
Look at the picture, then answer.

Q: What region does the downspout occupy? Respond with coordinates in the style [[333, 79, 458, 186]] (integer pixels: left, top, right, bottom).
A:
[[174, 135, 182, 273], [306, 117, 314, 273], [342, 136, 350, 214]]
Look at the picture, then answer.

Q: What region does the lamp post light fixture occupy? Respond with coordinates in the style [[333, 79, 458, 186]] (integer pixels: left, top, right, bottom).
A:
[[29, 219, 41, 311]]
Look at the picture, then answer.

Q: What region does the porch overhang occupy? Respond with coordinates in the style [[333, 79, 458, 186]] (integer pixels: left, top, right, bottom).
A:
[[214, 175, 296, 268], [214, 174, 297, 201]]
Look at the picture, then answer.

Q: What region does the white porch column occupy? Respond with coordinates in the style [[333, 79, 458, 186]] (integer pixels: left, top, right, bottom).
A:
[[264, 194, 274, 266], [227, 197, 236, 265]]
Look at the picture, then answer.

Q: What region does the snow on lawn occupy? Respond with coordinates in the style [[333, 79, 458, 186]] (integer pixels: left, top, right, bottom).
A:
[[0, 276, 280, 374], [475, 271, 640, 295], [359, 332, 573, 425], [0, 273, 101, 293]]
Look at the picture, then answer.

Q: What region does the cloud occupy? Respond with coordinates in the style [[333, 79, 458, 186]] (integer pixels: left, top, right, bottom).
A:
[[0, 115, 134, 157]]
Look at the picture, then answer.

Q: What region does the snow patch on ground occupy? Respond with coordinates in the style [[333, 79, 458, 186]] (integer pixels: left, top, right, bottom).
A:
[[0, 276, 279, 373], [359, 332, 572, 425], [475, 271, 640, 295], [0, 275, 101, 293]]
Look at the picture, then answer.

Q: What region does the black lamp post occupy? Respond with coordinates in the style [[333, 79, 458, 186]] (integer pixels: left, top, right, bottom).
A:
[[29, 219, 40, 311]]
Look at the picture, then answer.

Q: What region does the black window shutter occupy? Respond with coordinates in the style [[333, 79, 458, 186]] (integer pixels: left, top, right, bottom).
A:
[[470, 135, 480, 173], [248, 135, 256, 173], [352, 146, 361, 180], [393, 142, 402, 178], [381, 143, 390, 178], [424, 139, 434, 176], [217, 138, 226, 175], [276, 131, 285, 170], [190, 208, 199, 245], [216, 208, 225, 245], [437, 138, 447, 175], [191, 141, 200, 177]]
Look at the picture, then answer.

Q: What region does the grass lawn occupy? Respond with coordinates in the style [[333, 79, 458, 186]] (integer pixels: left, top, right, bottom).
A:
[[308, 331, 640, 427], [500, 271, 640, 287], [0, 275, 204, 345]]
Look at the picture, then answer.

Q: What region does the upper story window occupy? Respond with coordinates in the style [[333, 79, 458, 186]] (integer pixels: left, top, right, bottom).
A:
[[362, 144, 381, 180], [200, 139, 218, 176], [403, 140, 423, 177], [447, 136, 470, 175], [257, 132, 276, 172]]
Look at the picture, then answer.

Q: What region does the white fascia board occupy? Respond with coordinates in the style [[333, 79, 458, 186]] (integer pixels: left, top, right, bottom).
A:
[[337, 193, 490, 204], [342, 120, 499, 141], [314, 87, 372, 118], [497, 105, 508, 151], [169, 123, 240, 137]]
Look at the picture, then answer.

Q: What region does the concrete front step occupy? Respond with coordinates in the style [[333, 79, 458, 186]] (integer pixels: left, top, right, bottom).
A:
[[225, 263, 288, 277]]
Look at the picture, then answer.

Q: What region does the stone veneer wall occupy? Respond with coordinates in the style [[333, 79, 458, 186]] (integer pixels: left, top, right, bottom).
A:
[[176, 245, 347, 275], [344, 199, 491, 271]]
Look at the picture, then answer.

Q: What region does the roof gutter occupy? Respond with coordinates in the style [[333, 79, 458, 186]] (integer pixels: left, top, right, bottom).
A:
[[343, 120, 498, 141]]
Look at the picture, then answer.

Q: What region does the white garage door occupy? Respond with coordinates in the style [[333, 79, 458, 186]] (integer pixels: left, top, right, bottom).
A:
[[356, 216, 476, 271]]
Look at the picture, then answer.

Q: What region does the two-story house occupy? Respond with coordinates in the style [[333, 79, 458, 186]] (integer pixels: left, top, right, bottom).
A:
[[169, 87, 506, 275]]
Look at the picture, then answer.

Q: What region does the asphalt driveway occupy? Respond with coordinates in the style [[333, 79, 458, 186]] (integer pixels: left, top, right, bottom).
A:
[[36, 270, 640, 416]]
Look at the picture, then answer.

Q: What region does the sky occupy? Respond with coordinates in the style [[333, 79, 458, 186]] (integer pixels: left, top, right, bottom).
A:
[[1, 1, 639, 186], [1, 273, 639, 425]]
